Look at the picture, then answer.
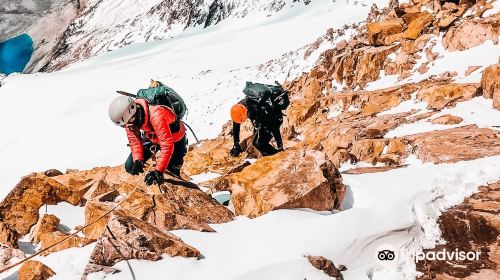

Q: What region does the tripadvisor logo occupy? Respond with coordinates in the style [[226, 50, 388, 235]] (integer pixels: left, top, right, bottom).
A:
[[375, 244, 399, 267], [415, 248, 481, 263], [374, 244, 482, 268]]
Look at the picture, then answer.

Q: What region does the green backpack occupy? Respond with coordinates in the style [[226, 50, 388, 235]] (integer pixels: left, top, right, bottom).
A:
[[137, 82, 187, 119]]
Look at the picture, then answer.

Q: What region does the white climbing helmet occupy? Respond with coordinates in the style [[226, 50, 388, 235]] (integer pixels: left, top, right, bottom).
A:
[[108, 96, 137, 127]]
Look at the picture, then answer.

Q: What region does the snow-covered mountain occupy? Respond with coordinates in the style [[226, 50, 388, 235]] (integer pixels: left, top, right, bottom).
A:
[[0, 0, 499, 280], [2, 0, 316, 73]]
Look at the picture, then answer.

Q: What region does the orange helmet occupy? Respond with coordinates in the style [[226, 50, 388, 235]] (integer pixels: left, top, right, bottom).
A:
[[231, 104, 248, 123]]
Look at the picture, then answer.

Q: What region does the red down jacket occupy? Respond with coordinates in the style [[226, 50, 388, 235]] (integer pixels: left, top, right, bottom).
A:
[[126, 99, 186, 173]]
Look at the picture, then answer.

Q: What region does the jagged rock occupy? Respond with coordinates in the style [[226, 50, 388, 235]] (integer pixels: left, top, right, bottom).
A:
[[323, 44, 399, 89], [182, 138, 247, 176], [431, 114, 463, 125], [351, 139, 387, 164], [417, 181, 500, 279], [18, 260, 55, 280], [443, 14, 500, 51], [83, 176, 232, 240], [147, 213, 215, 233], [465, 65, 481, 76], [342, 165, 408, 174], [153, 183, 234, 224], [219, 148, 345, 218], [83, 211, 200, 276], [416, 83, 479, 110], [39, 231, 93, 255], [386, 11, 434, 45], [30, 214, 60, 244], [481, 62, 500, 110], [307, 255, 347, 279], [0, 222, 17, 248], [406, 125, 500, 163], [367, 19, 404, 46], [0, 173, 90, 236], [83, 201, 115, 240]]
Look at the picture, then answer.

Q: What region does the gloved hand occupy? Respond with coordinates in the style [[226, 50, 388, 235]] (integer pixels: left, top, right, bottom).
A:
[[230, 144, 242, 157], [144, 170, 164, 186], [131, 160, 144, 175]]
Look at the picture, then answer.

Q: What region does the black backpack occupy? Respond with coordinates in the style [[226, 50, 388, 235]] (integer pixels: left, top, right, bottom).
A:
[[242, 81, 290, 112]]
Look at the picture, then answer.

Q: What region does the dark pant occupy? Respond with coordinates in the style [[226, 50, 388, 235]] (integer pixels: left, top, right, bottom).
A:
[[125, 136, 188, 176], [252, 125, 282, 156]]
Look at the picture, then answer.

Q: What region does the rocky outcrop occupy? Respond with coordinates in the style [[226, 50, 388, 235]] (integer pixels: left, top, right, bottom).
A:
[[39, 231, 93, 255], [418, 181, 500, 279], [18, 260, 55, 280], [416, 83, 480, 110], [30, 214, 60, 244], [406, 125, 500, 163], [431, 114, 463, 125], [307, 255, 347, 280], [83, 211, 200, 276], [443, 14, 500, 51], [0, 173, 90, 238], [208, 149, 345, 218], [0, 222, 17, 248], [481, 62, 500, 110], [367, 19, 404, 46]]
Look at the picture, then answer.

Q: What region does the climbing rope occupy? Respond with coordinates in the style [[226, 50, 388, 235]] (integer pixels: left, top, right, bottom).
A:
[[0, 165, 152, 274]]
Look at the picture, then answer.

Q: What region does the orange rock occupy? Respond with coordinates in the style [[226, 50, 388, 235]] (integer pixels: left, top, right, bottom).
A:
[[83, 201, 115, 240], [443, 14, 500, 51], [351, 139, 388, 164], [307, 255, 346, 279], [481, 62, 500, 110], [224, 148, 345, 218], [30, 214, 60, 244], [83, 211, 200, 277], [431, 114, 464, 125], [39, 231, 93, 255], [465, 65, 481, 77], [182, 137, 247, 176], [147, 213, 215, 233], [417, 83, 480, 110], [18, 260, 55, 280], [0, 222, 17, 248], [0, 173, 90, 236], [367, 19, 404, 46], [406, 125, 500, 163]]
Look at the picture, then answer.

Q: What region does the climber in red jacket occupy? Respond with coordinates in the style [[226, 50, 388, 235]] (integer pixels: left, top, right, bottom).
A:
[[108, 96, 187, 185]]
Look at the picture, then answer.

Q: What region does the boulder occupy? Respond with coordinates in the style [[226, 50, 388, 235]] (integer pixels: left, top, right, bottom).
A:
[[465, 65, 481, 77], [0, 173, 90, 236], [416, 83, 479, 110], [417, 181, 500, 279], [39, 231, 93, 255], [367, 19, 404, 46], [430, 114, 463, 125], [30, 214, 60, 244], [481, 63, 500, 110], [147, 213, 215, 233], [83, 201, 115, 240], [83, 211, 200, 276], [18, 260, 55, 280], [307, 255, 347, 279], [0, 222, 17, 248], [221, 148, 345, 218], [443, 14, 500, 51], [182, 137, 247, 176], [406, 125, 500, 163]]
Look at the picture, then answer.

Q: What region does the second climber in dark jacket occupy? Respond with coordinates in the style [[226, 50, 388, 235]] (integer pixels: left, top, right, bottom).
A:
[[229, 83, 289, 157]]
